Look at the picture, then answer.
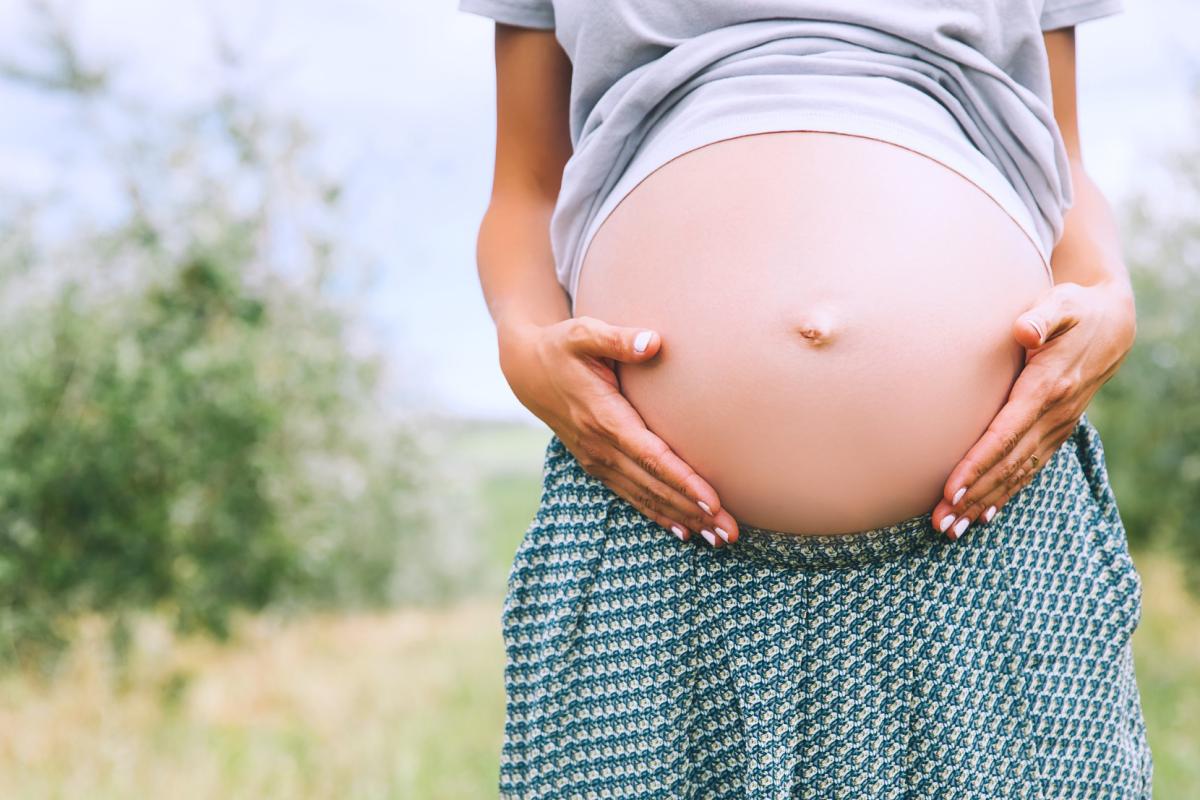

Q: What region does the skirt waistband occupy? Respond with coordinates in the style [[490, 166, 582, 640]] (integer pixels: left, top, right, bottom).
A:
[[540, 420, 1085, 573], [724, 509, 941, 571], [540, 433, 952, 572]]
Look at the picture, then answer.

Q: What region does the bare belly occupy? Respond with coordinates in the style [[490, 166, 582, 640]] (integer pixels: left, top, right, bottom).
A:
[[573, 131, 1052, 536]]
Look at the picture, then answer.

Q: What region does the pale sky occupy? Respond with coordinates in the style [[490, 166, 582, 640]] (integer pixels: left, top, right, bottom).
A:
[[1, 0, 1197, 422]]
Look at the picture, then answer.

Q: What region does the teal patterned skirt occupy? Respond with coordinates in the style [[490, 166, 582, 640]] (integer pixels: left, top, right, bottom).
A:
[[498, 413, 1152, 799]]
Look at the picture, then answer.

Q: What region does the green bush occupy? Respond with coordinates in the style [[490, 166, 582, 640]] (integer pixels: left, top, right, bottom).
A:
[[1091, 86, 1200, 593], [0, 14, 447, 667]]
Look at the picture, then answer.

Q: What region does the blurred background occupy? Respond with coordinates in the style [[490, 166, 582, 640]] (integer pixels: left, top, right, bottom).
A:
[[0, 0, 1195, 797]]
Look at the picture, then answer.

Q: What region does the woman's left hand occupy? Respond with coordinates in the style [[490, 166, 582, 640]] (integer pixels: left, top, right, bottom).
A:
[[932, 278, 1137, 540]]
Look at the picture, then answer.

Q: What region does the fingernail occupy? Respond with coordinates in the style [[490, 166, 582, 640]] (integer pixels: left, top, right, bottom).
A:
[[939, 514, 956, 533], [953, 517, 970, 538], [952, 486, 966, 505], [633, 330, 652, 353], [700, 529, 717, 547], [715, 526, 729, 543], [671, 524, 687, 541], [698, 500, 713, 515], [984, 505, 997, 523], [1029, 319, 1045, 343]]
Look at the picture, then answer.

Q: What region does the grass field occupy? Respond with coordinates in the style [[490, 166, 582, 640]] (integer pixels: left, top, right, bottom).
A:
[[0, 423, 1196, 798]]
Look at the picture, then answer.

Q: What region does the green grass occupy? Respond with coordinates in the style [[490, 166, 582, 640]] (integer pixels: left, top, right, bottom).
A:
[[1130, 550, 1200, 795], [435, 420, 550, 594]]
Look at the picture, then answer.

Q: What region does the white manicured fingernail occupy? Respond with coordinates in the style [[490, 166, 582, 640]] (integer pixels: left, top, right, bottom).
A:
[[633, 330, 652, 353], [952, 486, 966, 505], [984, 505, 997, 523], [700, 529, 717, 546], [953, 517, 970, 538], [671, 524, 687, 541], [939, 514, 957, 533], [715, 526, 729, 543], [698, 500, 713, 515]]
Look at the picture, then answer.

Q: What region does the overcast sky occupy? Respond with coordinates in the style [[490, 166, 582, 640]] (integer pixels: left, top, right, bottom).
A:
[[1, 0, 1197, 422]]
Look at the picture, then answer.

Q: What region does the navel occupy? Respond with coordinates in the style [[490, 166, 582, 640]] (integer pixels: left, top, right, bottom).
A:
[[791, 309, 837, 347]]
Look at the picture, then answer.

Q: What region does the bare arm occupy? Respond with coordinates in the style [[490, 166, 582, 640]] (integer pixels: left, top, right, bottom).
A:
[[1043, 27, 1136, 299], [472, 23, 740, 546], [475, 24, 573, 333]]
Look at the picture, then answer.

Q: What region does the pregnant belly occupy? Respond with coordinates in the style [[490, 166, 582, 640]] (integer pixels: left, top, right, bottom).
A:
[[573, 131, 1052, 536]]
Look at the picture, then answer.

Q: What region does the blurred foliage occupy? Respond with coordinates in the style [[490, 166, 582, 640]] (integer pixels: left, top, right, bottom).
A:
[[1090, 81, 1200, 595], [0, 4, 462, 668]]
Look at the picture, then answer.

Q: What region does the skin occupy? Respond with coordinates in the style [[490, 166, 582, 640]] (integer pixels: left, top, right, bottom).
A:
[[473, 22, 1137, 549]]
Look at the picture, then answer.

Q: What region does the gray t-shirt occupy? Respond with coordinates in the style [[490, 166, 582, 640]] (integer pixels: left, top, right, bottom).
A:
[[459, 0, 1124, 309]]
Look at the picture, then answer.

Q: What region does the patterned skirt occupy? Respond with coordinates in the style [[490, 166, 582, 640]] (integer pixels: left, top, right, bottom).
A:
[[498, 413, 1153, 799]]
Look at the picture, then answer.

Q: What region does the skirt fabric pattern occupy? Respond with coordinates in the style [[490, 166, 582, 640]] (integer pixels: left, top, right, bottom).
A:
[[498, 413, 1153, 799]]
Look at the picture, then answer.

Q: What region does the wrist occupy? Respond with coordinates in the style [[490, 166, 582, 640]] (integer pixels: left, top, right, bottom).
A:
[[1094, 277, 1138, 350], [496, 315, 546, 384], [1096, 274, 1134, 300], [497, 312, 544, 351]]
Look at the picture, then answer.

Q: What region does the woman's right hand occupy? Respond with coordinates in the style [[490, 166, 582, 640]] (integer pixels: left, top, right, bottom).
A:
[[498, 315, 739, 548]]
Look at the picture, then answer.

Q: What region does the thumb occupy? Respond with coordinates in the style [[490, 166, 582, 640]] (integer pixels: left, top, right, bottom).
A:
[[567, 316, 662, 362], [1014, 285, 1074, 350]]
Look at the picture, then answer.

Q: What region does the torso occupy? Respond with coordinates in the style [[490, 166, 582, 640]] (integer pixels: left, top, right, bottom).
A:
[[572, 131, 1052, 535]]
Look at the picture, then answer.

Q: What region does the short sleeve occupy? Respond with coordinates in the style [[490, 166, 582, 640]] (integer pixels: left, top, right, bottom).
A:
[[1040, 0, 1124, 31], [458, 0, 555, 30]]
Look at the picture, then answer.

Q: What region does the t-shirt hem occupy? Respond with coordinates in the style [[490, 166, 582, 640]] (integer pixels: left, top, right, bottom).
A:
[[568, 111, 1053, 309], [1040, 0, 1124, 31], [458, 0, 555, 30]]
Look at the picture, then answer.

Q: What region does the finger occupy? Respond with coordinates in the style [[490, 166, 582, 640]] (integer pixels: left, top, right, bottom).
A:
[[936, 414, 1078, 540], [933, 425, 1040, 541], [595, 466, 696, 543], [602, 447, 715, 534], [939, 367, 1049, 510], [966, 417, 1081, 527], [950, 409, 1079, 519], [604, 446, 737, 547], [587, 394, 738, 542], [611, 420, 737, 539], [563, 315, 662, 363]]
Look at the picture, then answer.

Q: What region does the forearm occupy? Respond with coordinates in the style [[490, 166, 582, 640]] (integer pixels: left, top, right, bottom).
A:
[[1048, 158, 1133, 295], [475, 195, 571, 339]]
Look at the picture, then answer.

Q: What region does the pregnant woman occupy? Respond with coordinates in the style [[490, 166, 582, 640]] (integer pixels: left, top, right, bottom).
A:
[[461, 1, 1151, 797]]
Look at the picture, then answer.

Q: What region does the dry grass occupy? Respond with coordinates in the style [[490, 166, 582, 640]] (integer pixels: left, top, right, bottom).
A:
[[1130, 550, 1200, 795], [0, 552, 1194, 799], [0, 603, 507, 799]]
